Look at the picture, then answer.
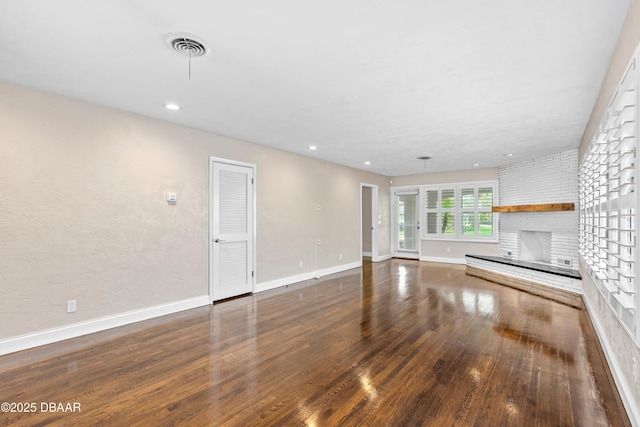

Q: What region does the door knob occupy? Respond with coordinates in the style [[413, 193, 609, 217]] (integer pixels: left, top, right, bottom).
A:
[[214, 238, 226, 243]]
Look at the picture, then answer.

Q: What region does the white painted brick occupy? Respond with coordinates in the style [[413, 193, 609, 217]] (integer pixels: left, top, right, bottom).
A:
[[498, 149, 578, 266]]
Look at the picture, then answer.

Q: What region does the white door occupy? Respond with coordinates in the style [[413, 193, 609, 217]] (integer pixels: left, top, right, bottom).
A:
[[394, 189, 419, 258], [210, 159, 254, 301]]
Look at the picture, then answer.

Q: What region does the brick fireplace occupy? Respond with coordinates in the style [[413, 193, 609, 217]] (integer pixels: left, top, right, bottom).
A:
[[498, 150, 579, 269], [465, 150, 582, 303]]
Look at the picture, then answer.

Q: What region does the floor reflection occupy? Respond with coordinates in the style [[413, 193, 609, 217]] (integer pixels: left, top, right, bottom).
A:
[[362, 259, 578, 367], [0, 259, 622, 426]]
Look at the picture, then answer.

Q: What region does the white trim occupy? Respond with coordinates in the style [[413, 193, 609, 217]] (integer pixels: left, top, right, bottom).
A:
[[583, 295, 640, 427], [209, 157, 257, 302], [422, 237, 499, 244], [391, 184, 424, 191], [255, 261, 362, 293], [420, 256, 467, 265], [393, 251, 420, 260], [0, 296, 210, 356], [373, 254, 392, 262], [362, 251, 373, 257]]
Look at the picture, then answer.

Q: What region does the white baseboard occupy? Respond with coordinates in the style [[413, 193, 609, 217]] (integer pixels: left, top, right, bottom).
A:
[[0, 295, 210, 356], [373, 254, 392, 262], [583, 296, 639, 427], [420, 256, 467, 265], [362, 251, 372, 257], [256, 261, 362, 293]]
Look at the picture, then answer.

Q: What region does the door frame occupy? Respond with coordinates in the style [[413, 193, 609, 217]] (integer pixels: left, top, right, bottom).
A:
[[360, 183, 378, 261], [391, 186, 421, 259], [209, 156, 257, 303]]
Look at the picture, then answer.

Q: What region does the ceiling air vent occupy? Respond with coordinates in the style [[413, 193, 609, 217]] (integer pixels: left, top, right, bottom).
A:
[[164, 32, 208, 57]]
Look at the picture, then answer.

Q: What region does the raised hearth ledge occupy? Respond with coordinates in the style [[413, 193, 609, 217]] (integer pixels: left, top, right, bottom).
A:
[[466, 255, 581, 280], [465, 255, 582, 309]]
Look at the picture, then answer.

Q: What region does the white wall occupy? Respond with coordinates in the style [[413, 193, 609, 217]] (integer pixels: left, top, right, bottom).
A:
[[0, 82, 391, 344], [498, 149, 579, 267]]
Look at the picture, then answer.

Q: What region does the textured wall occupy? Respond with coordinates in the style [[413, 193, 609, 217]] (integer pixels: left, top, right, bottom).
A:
[[0, 82, 391, 339], [578, 1, 640, 422]]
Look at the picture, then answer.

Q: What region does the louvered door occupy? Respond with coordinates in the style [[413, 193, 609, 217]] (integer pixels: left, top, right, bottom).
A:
[[211, 160, 254, 301]]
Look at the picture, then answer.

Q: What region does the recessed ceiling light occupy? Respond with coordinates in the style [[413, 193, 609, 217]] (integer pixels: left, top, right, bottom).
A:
[[165, 103, 180, 111], [364, 161, 371, 165], [503, 153, 514, 157], [473, 163, 480, 167], [308, 145, 318, 150]]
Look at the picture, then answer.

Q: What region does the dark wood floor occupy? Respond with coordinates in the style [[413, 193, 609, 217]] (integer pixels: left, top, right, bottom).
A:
[[0, 259, 630, 426]]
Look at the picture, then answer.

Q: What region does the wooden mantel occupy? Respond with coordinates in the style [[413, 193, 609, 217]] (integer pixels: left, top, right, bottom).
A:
[[492, 203, 574, 213]]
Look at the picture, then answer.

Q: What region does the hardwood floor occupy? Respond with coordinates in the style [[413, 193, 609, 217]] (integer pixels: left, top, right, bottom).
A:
[[0, 259, 630, 426]]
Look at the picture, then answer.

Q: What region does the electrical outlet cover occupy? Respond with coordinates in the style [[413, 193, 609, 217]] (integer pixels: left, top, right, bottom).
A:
[[67, 300, 76, 313]]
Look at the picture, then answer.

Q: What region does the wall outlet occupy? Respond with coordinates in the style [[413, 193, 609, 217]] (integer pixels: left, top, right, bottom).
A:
[[339, 253, 343, 260], [446, 247, 451, 253], [299, 261, 303, 268], [67, 300, 76, 313], [317, 239, 321, 246]]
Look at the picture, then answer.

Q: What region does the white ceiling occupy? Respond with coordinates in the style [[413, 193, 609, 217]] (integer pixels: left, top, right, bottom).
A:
[[0, 0, 631, 176]]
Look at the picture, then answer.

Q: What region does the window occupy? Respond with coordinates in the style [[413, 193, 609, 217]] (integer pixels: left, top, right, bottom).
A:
[[423, 181, 498, 241], [579, 46, 639, 345]]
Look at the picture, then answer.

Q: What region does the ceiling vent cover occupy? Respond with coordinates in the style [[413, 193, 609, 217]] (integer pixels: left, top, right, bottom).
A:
[[164, 33, 208, 57]]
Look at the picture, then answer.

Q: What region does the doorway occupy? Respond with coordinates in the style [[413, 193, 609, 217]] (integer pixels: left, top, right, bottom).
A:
[[209, 157, 256, 302], [361, 183, 378, 261], [393, 188, 419, 259]]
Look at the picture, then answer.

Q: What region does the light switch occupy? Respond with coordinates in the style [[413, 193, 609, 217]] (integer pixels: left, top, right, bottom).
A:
[[167, 192, 177, 202]]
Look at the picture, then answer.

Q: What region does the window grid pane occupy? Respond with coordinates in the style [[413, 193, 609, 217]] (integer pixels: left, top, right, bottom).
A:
[[461, 188, 475, 209], [441, 189, 455, 209], [461, 212, 475, 236], [426, 190, 438, 209], [478, 212, 493, 237], [441, 213, 455, 235], [478, 188, 493, 209]]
